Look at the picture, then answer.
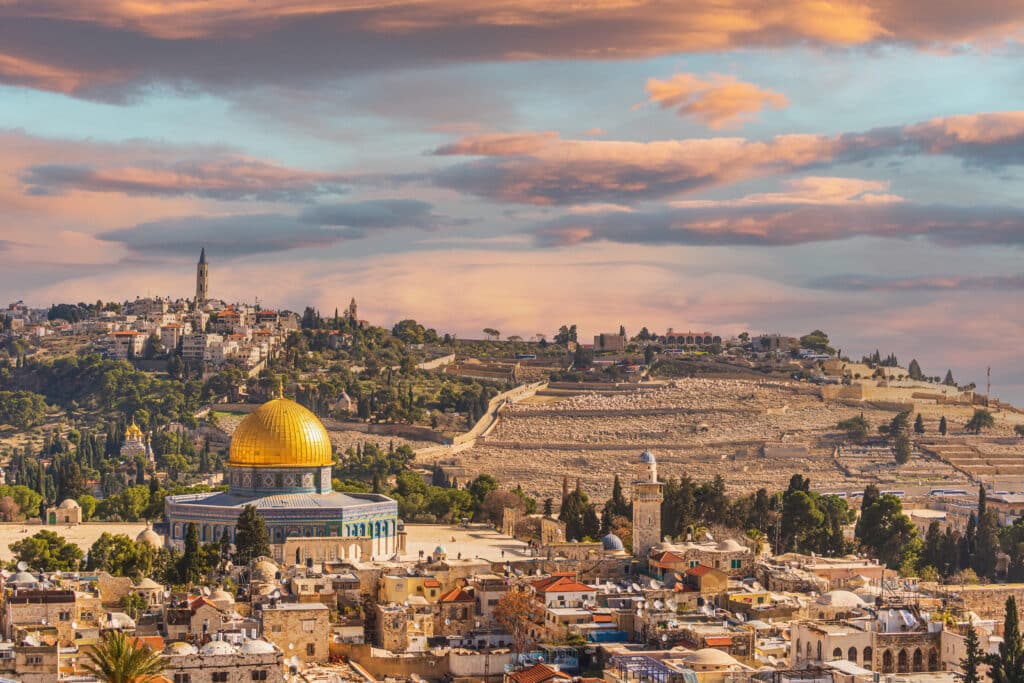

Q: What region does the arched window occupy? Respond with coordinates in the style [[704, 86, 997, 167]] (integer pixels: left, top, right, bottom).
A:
[[816, 641, 822, 661], [864, 647, 872, 667], [928, 650, 938, 671], [806, 642, 812, 659], [913, 649, 923, 672], [897, 649, 908, 673], [832, 648, 842, 660], [882, 650, 893, 673], [796, 639, 801, 660], [848, 647, 857, 663]]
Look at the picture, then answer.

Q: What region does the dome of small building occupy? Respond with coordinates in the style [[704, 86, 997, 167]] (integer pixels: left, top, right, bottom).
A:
[[228, 397, 333, 468], [136, 528, 163, 548], [210, 588, 234, 604], [817, 590, 867, 608], [250, 558, 279, 583], [57, 498, 80, 510], [200, 640, 237, 655], [434, 545, 447, 555], [602, 533, 625, 551], [9, 571, 37, 586], [165, 642, 198, 656], [240, 639, 277, 654], [716, 539, 745, 552], [640, 451, 656, 464]]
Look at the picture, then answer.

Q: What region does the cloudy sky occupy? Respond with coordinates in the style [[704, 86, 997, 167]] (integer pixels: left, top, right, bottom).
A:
[[2, 1, 1024, 400]]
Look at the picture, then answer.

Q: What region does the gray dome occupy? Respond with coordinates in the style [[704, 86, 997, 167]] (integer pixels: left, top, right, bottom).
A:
[[240, 639, 277, 654], [602, 533, 625, 551], [640, 451, 656, 464]]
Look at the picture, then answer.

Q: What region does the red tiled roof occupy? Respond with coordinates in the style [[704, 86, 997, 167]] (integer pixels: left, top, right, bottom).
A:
[[439, 587, 475, 603], [705, 636, 733, 647], [650, 551, 686, 565], [592, 614, 613, 623], [686, 565, 713, 577], [131, 635, 165, 651], [189, 596, 219, 614], [530, 576, 595, 594], [507, 663, 572, 683], [423, 578, 441, 588]]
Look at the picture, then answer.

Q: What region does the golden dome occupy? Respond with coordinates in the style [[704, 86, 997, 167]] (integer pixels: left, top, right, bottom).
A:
[[125, 420, 144, 439], [228, 397, 333, 468]]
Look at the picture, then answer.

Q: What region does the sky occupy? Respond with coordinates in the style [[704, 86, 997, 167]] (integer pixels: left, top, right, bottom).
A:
[[1, 1, 1024, 401]]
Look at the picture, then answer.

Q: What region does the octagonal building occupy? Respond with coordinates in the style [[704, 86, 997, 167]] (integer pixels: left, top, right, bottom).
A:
[[163, 395, 401, 563]]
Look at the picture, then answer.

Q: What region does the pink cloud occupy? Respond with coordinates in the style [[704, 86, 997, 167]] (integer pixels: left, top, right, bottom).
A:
[[432, 112, 1024, 204], [645, 72, 788, 129]]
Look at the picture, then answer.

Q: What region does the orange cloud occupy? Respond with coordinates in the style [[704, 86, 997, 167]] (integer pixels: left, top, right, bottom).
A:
[[645, 72, 788, 128], [0, 1, 1021, 98]]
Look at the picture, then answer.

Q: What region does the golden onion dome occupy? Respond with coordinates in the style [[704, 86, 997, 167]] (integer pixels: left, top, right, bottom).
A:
[[125, 421, 144, 439], [228, 397, 333, 468]]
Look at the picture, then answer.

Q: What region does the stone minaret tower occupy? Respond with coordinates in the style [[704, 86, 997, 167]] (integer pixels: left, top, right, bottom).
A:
[[632, 450, 664, 559], [195, 248, 209, 305]]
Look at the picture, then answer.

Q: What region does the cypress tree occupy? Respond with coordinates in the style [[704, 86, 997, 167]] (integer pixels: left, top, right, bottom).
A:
[[987, 596, 1024, 683], [960, 624, 983, 683], [234, 505, 271, 565], [940, 416, 948, 436]]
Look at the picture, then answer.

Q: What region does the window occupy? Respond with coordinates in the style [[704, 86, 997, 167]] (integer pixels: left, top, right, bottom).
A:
[[306, 643, 315, 656], [174, 675, 191, 683], [689, 560, 699, 568], [302, 620, 316, 633], [272, 625, 283, 633], [26, 656, 43, 665], [58, 611, 71, 621], [252, 672, 268, 682], [730, 559, 742, 569], [213, 673, 229, 682]]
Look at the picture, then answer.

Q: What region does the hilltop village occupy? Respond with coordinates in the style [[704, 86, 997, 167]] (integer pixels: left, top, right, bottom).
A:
[[0, 251, 1023, 682]]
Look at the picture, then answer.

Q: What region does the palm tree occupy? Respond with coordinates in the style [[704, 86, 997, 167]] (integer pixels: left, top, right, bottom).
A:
[[84, 630, 165, 683]]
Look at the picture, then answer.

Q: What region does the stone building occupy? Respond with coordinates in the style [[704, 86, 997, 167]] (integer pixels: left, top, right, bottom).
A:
[[1, 588, 77, 645], [435, 585, 476, 637], [258, 601, 330, 663], [632, 451, 663, 559], [162, 638, 284, 683], [648, 538, 753, 578], [44, 498, 82, 526]]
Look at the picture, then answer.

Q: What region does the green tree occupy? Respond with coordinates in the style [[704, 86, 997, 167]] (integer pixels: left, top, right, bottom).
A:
[[914, 413, 925, 434], [889, 410, 913, 464], [944, 369, 956, 386], [9, 530, 83, 571], [856, 493, 920, 569], [142, 334, 161, 360], [908, 359, 925, 381], [234, 505, 271, 565], [1015, 425, 1024, 438], [121, 592, 149, 620], [967, 409, 995, 435], [87, 533, 155, 579], [543, 498, 554, 517], [987, 596, 1024, 683], [975, 485, 1000, 579], [467, 474, 499, 505], [960, 624, 984, 683], [837, 414, 870, 443], [799, 330, 834, 354], [84, 629, 166, 683], [176, 523, 206, 584], [940, 415, 948, 436]]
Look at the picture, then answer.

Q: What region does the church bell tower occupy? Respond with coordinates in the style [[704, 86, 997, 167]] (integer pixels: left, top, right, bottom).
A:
[[632, 450, 664, 559], [195, 248, 209, 305]]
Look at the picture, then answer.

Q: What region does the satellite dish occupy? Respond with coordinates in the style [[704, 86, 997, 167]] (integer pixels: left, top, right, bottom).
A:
[[288, 643, 294, 650], [71, 622, 77, 629], [661, 634, 668, 642], [445, 619, 451, 625], [16, 561, 28, 571]]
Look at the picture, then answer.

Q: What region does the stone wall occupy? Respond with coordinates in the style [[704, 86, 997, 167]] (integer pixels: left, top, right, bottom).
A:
[[331, 643, 450, 679]]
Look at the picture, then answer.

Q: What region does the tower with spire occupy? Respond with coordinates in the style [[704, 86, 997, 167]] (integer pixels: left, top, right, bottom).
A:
[[347, 297, 358, 321], [195, 248, 209, 305]]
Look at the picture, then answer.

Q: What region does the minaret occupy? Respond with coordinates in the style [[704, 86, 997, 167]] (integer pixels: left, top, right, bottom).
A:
[[195, 248, 209, 305], [632, 451, 664, 559]]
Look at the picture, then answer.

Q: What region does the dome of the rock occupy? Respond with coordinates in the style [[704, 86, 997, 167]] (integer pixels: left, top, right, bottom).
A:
[[228, 397, 333, 468]]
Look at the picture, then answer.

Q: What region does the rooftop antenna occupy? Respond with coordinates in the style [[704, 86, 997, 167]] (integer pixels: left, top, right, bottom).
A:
[[987, 366, 991, 402]]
